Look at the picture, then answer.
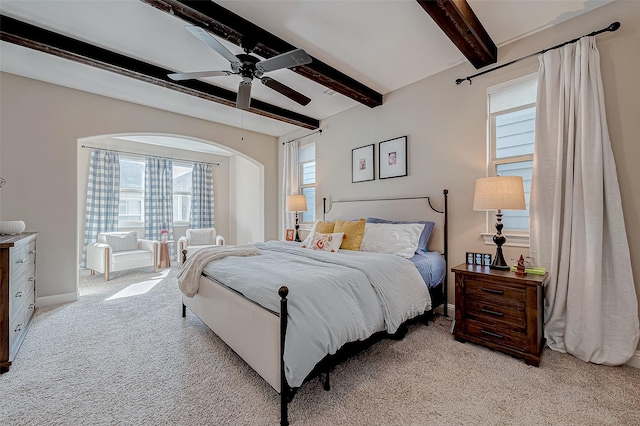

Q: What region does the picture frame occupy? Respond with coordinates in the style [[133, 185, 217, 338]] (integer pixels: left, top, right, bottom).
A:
[[378, 136, 407, 179], [285, 229, 295, 241], [466, 252, 475, 265], [352, 144, 375, 183]]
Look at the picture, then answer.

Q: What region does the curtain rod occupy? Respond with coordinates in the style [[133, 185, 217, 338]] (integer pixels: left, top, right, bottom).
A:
[[80, 145, 220, 166], [455, 21, 621, 85], [281, 129, 322, 145]]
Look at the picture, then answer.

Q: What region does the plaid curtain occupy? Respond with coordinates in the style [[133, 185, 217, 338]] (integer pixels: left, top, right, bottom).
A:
[[145, 157, 173, 256], [190, 162, 214, 229], [81, 149, 120, 267]]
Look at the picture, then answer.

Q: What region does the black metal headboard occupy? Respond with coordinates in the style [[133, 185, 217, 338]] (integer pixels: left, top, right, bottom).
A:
[[322, 190, 449, 316]]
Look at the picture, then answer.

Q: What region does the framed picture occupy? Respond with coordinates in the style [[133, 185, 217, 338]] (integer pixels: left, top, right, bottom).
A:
[[352, 144, 375, 183], [483, 253, 492, 267], [379, 136, 407, 179], [285, 229, 295, 241], [466, 252, 475, 265], [475, 253, 483, 265]]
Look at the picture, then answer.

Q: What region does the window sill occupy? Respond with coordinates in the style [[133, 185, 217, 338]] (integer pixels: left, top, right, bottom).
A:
[[481, 233, 530, 248]]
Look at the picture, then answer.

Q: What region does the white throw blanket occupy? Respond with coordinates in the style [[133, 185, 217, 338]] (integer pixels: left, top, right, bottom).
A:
[[177, 245, 260, 297]]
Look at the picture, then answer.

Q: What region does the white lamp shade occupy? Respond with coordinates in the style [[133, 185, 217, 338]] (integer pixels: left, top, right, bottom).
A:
[[286, 194, 308, 212], [473, 176, 526, 211]]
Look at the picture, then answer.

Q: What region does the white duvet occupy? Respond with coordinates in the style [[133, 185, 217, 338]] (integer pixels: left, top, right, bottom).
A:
[[180, 241, 431, 388]]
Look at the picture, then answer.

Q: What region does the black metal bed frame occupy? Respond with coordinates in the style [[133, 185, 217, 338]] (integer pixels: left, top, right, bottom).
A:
[[183, 190, 449, 426]]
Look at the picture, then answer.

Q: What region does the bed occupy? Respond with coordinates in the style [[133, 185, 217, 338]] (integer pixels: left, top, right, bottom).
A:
[[178, 190, 449, 425]]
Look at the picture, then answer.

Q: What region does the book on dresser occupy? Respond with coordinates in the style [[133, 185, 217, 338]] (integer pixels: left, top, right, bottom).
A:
[[0, 232, 38, 373], [451, 262, 548, 367]]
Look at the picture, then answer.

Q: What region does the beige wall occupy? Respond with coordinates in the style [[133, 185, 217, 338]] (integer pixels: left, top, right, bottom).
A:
[[281, 0, 640, 347], [0, 74, 278, 302]]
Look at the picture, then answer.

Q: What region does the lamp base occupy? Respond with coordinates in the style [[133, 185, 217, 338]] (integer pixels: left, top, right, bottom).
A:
[[490, 246, 510, 270], [490, 215, 509, 270], [294, 213, 301, 242]]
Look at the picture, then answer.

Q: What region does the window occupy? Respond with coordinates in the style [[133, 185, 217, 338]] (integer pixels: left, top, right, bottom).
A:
[[118, 156, 194, 227], [118, 156, 145, 227], [172, 162, 192, 225], [488, 74, 537, 234], [298, 143, 315, 224]]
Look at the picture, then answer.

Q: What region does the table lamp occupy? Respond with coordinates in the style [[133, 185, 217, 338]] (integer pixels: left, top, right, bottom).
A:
[[473, 176, 526, 270], [286, 195, 308, 242]]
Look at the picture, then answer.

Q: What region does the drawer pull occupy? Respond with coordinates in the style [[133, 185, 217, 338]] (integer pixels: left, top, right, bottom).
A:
[[29, 277, 36, 282], [481, 288, 504, 295], [481, 308, 504, 317], [481, 329, 504, 339], [15, 291, 23, 298], [29, 303, 36, 309], [14, 324, 23, 333], [29, 250, 35, 255], [16, 259, 25, 264]]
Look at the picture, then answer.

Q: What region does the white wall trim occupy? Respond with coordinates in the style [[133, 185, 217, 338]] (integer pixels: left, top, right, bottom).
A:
[[37, 292, 78, 308], [435, 303, 455, 318], [626, 350, 640, 369]]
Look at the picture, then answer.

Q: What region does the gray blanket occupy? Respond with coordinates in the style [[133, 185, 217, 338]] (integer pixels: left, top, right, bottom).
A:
[[191, 240, 432, 388]]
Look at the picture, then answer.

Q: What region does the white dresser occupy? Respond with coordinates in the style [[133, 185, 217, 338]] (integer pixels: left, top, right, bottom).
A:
[[1, 232, 38, 373]]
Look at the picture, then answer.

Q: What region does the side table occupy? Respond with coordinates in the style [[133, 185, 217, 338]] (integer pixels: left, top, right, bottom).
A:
[[159, 240, 174, 269]]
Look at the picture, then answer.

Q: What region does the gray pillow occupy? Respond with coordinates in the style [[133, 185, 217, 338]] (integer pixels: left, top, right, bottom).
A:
[[105, 232, 138, 252], [366, 217, 435, 253]]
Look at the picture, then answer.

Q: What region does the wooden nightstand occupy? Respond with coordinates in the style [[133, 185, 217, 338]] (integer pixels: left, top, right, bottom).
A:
[[452, 263, 548, 367]]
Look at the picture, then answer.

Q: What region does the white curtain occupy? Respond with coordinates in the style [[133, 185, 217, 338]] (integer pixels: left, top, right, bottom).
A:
[[530, 37, 639, 365], [282, 141, 299, 235]]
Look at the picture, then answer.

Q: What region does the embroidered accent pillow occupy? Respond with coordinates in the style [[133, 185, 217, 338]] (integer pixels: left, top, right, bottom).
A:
[[360, 223, 425, 258], [308, 232, 344, 252], [333, 218, 366, 250], [187, 228, 216, 245], [105, 232, 138, 252], [302, 221, 336, 246]]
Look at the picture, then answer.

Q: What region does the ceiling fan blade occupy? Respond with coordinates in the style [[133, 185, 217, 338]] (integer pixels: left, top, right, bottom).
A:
[[236, 81, 252, 110], [168, 70, 232, 81], [256, 49, 312, 73], [261, 77, 311, 106], [185, 25, 242, 70]]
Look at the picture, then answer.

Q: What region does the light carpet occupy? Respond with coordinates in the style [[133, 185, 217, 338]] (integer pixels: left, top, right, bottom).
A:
[[1, 266, 639, 425]]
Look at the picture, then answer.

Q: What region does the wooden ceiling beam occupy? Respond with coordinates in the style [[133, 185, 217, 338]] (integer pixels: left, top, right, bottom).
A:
[[417, 0, 497, 69], [140, 0, 384, 108], [0, 14, 319, 130]]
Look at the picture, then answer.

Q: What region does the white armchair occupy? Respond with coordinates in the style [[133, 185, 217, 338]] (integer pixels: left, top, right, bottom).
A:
[[87, 231, 159, 281], [178, 227, 225, 265]]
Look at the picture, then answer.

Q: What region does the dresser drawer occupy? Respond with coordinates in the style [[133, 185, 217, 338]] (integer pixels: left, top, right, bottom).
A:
[[465, 277, 525, 305], [10, 239, 36, 278], [9, 304, 26, 353], [9, 266, 35, 322], [464, 318, 526, 349], [465, 298, 526, 328]]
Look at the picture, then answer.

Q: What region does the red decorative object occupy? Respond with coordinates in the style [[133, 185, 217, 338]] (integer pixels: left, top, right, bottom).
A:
[[515, 255, 527, 277]]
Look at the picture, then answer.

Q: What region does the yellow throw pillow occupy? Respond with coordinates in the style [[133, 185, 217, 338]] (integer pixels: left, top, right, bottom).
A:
[[334, 218, 366, 250], [315, 221, 335, 234]]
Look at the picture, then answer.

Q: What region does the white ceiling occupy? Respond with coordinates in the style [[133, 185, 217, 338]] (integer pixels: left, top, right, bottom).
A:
[[0, 0, 615, 137]]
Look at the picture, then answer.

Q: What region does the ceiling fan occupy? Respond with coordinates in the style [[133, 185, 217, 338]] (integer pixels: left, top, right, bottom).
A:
[[169, 26, 313, 110]]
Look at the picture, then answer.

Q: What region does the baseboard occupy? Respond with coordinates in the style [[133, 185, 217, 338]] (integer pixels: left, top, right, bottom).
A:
[[626, 350, 640, 369], [434, 303, 455, 318], [37, 292, 77, 308]]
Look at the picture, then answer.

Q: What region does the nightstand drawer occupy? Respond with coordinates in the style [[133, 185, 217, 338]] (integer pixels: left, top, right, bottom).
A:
[[464, 319, 526, 349], [465, 298, 525, 328], [465, 278, 525, 305]]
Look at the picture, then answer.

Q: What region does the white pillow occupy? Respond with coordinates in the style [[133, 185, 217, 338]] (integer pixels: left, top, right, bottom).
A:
[[360, 223, 425, 258], [187, 228, 216, 245], [301, 221, 319, 246], [306, 232, 344, 252]]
